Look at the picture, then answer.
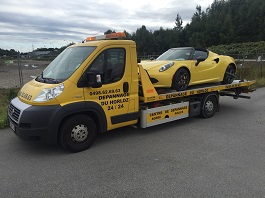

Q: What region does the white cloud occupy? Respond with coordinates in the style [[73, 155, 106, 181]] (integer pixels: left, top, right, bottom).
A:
[[0, 0, 213, 52]]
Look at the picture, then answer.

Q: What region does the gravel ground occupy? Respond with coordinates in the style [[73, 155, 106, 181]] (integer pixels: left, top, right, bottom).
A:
[[0, 60, 49, 88]]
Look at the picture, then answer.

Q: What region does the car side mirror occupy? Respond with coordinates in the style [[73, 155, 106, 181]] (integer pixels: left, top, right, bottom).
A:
[[77, 68, 102, 88], [195, 58, 206, 66]]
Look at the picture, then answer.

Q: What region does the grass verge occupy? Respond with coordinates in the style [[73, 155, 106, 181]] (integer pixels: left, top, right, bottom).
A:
[[0, 88, 19, 128], [236, 62, 265, 88], [253, 77, 265, 88]]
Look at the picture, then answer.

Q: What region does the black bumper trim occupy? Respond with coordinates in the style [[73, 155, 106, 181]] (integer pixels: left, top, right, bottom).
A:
[[111, 111, 139, 124]]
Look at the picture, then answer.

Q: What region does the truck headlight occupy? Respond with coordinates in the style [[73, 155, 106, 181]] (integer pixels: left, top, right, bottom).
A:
[[34, 84, 64, 102], [159, 62, 174, 72]]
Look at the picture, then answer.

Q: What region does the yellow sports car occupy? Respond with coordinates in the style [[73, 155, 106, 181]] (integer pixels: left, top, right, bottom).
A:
[[141, 47, 236, 91]]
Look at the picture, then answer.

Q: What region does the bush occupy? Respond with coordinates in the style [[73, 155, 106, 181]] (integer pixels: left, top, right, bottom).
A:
[[209, 41, 265, 54]]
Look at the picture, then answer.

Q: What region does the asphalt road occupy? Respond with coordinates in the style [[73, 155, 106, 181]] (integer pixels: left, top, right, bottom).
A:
[[1, 87, 265, 198]]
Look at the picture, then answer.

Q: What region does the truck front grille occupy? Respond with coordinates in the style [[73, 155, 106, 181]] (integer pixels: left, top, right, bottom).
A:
[[9, 103, 21, 123]]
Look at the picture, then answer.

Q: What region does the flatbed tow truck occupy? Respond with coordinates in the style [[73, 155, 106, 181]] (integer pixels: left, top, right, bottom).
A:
[[8, 32, 255, 152]]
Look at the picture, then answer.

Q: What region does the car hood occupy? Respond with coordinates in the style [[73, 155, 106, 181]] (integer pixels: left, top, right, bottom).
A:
[[141, 60, 173, 70]]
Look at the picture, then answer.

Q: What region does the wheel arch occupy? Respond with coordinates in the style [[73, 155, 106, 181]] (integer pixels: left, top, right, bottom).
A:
[[49, 101, 107, 143], [172, 66, 191, 83], [229, 63, 237, 71], [221, 63, 237, 84], [177, 66, 190, 74], [221, 58, 236, 72], [58, 109, 104, 134]]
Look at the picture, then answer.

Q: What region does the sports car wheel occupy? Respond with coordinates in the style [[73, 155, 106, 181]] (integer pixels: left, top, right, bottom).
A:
[[172, 68, 190, 91], [222, 64, 236, 84]]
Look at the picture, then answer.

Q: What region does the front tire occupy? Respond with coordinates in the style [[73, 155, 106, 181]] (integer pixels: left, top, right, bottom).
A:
[[59, 115, 97, 152], [172, 68, 190, 91], [221, 64, 236, 84]]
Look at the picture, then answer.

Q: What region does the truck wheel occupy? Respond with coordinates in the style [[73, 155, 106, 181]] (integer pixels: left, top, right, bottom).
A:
[[172, 68, 190, 91], [221, 64, 236, 84], [201, 94, 218, 118], [59, 115, 97, 152]]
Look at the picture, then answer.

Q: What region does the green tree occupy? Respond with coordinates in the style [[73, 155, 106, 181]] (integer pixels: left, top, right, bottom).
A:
[[135, 25, 154, 54], [103, 0, 265, 53], [104, 29, 116, 34], [174, 13, 183, 32]]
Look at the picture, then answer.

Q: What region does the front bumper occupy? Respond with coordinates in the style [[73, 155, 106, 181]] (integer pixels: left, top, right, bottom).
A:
[[8, 97, 61, 144]]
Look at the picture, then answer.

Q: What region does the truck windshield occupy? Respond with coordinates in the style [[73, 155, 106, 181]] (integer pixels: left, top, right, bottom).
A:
[[156, 48, 192, 61], [36, 46, 96, 83]]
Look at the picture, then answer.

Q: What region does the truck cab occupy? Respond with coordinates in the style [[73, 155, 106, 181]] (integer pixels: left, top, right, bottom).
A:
[[8, 33, 139, 152]]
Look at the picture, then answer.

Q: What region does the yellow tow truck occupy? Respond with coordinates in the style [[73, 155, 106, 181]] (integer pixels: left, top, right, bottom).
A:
[[8, 32, 255, 152]]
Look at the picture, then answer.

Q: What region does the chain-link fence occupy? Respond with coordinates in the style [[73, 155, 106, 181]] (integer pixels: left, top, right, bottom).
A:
[[230, 53, 264, 80], [0, 53, 51, 89]]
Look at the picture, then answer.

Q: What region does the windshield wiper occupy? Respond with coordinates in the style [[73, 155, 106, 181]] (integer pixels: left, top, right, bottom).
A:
[[35, 72, 45, 83], [37, 72, 59, 84], [43, 77, 59, 84]]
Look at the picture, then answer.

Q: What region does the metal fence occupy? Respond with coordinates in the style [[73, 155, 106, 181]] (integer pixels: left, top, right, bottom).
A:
[[230, 53, 264, 79], [0, 53, 51, 89], [0, 53, 264, 89]]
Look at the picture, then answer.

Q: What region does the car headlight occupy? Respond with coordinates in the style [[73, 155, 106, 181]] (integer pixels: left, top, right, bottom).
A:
[[34, 84, 64, 102], [159, 62, 174, 72]]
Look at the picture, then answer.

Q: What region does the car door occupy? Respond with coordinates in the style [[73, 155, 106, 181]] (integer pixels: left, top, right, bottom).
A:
[[191, 49, 219, 84]]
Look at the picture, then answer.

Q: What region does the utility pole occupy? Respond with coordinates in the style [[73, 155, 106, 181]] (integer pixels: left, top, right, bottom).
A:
[[17, 52, 23, 87], [257, 55, 263, 78]]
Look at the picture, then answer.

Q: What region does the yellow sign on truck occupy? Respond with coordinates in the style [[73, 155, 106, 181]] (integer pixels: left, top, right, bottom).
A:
[[8, 32, 255, 152]]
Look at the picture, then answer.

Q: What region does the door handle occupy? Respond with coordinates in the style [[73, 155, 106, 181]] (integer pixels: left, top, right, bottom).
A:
[[123, 82, 129, 93]]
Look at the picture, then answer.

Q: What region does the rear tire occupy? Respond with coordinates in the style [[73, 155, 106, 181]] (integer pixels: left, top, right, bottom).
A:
[[172, 68, 190, 91], [221, 64, 236, 84], [59, 115, 97, 152], [200, 94, 218, 118]]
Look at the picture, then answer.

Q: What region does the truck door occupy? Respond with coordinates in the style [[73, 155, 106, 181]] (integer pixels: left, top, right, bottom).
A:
[[83, 46, 138, 130]]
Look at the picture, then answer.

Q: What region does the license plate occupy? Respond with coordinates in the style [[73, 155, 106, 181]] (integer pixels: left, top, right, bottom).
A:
[[10, 122, 15, 132]]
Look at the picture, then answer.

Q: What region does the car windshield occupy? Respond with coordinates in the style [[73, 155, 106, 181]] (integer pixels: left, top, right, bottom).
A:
[[36, 46, 96, 84], [156, 48, 192, 61]]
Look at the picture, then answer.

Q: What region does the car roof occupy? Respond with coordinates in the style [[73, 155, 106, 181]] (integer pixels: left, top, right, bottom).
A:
[[170, 47, 208, 52]]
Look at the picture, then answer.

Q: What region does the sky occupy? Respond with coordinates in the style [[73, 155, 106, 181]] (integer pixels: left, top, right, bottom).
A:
[[0, 0, 213, 52]]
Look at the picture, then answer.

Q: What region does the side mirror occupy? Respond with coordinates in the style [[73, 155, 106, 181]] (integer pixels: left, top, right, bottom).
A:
[[150, 57, 155, 60], [195, 58, 206, 66], [77, 68, 102, 88], [87, 72, 103, 88]]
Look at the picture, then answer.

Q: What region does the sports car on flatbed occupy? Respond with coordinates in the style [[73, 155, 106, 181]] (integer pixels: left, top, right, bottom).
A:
[[141, 47, 236, 91]]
